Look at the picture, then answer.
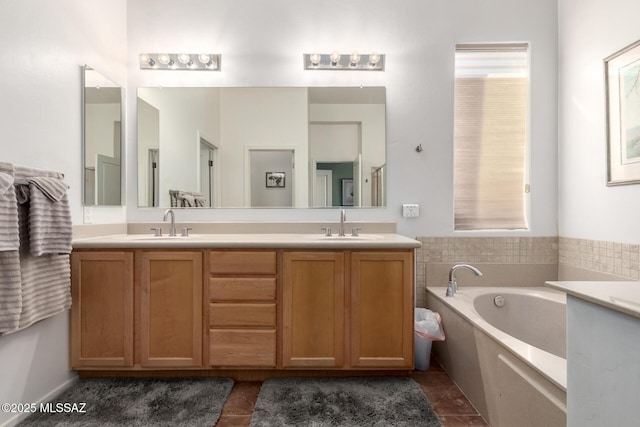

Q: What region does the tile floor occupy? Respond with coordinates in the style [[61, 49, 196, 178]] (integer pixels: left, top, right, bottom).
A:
[[215, 359, 489, 427]]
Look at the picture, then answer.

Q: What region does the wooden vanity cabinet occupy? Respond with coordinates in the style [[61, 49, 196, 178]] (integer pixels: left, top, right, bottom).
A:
[[281, 251, 345, 368], [71, 251, 134, 368], [208, 250, 277, 367], [281, 250, 413, 369], [71, 246, 414, 372], [71, 250, 203, 370], [137, 251, 203, 368], [350, 251, 413, 368]]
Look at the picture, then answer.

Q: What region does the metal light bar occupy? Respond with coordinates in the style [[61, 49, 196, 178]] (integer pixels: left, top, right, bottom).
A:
[[303, 52, 385, 71], [139, 53, 221, 71]]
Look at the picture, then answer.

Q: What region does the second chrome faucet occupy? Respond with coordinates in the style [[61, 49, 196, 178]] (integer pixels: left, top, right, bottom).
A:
[[446, 264, 483, 297], [163, 208, 176, 237]]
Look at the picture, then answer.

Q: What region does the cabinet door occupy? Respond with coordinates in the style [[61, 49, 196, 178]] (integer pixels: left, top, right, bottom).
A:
[[282, 252, 344, 367], [71, 251, 134, 368], [350, 251, 413, 368], [138, 251, 203, 367]]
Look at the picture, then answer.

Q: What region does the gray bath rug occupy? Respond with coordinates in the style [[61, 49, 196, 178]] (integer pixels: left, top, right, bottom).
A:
[[250, 376, 442, 427], [18, 377, 234, 427]]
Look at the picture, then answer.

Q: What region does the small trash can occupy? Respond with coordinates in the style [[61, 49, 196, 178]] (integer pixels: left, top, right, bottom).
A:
[[414, 332, 433, 370], [414, 308, 445, 371]]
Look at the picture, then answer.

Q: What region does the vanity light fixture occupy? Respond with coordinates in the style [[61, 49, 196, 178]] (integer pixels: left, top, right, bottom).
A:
[[139, 53, 221, 71], [303, 52, 384, 71]]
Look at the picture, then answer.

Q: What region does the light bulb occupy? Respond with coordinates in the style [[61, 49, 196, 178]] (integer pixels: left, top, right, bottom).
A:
[[158, 54, 171, 65], [369, 53, 381, 66], [350, 52, 361, 66], [139, 54, 150, 63], [330, 51, 341, 65], [177, 54, 191, 64], [309, 53, 321, 66], [198, 54, 211, 65]]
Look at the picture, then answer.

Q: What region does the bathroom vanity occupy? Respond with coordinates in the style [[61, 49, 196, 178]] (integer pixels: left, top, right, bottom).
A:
[[70, 233, 419, 375]]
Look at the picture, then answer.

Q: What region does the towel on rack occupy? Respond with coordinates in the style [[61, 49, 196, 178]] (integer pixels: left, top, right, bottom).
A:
[[0, 172, 19, 251], [0, 166, 22, 334], [14, 253, 71, 333], [0, 162, 71, 335], [0, 251, 22, 334], [24, 176, 72, 256]]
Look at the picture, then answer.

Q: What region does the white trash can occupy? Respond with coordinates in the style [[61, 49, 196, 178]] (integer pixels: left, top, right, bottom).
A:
[[414, 332, 433, 371], [414, 308, 445, 371]]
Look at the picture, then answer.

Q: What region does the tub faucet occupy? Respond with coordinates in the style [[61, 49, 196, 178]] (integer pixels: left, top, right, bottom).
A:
[[446, 264, 483, 297], [163, 208, 176, 237], [338, 209, 346, 236]]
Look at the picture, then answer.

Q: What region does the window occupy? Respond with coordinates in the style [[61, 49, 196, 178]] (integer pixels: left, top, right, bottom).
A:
[[453, 43, 529, 230]]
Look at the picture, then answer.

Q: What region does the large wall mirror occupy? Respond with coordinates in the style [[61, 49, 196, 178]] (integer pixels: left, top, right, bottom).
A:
[[82, 65, 124, 206], [136, 87, 386, 208]]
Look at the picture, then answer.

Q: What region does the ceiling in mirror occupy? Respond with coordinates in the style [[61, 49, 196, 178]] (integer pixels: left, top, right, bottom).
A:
[[83, 66, 123, 206], [137, 87, 386, 208]]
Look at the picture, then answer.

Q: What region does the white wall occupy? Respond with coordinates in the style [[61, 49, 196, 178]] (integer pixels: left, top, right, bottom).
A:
[[126, 0, 558, 237], [137, 88, 221, 207], [0, 1, 126, 425], [221, 88, 309, 207], [558, 0, 640, 244]]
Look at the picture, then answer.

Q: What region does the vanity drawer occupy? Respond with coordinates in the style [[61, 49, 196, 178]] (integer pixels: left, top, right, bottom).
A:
[[209, 277, 276, 301], [209, 251, 276, 275], [209, 329, 276, 367], [209, 303, 276, 327]]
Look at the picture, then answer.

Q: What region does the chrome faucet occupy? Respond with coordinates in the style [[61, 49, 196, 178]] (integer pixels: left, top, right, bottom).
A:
[[163, 208, 176, 237], [338, 209, 346, 237], [446, 264, 483, 297]]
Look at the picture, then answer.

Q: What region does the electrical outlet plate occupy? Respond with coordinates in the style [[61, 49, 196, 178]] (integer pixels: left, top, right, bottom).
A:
[[402, 203, 420, 218]]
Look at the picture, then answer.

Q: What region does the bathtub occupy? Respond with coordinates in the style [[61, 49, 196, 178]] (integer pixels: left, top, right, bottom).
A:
[[426, 287, 567, 427]]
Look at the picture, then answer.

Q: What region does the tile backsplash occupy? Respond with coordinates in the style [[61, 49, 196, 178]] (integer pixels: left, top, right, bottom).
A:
[[417, 236, 558, 264], [417, 236, 640, 308], [559, 237, 640, 280]]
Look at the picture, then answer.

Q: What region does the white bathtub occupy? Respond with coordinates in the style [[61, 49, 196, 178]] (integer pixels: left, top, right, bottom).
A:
[[426, 287, 567, 427]]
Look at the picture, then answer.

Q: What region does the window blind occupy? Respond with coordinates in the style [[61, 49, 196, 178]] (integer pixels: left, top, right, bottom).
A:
[[453, 43, 529, 230]]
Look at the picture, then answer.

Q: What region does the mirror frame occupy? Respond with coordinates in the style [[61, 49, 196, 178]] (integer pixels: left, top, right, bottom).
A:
[[81, 65, 125, 206]]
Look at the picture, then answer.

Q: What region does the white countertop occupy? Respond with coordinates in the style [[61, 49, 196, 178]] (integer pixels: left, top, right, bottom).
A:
[[545, 281, 640, 319], [72, 233, 422, 249]]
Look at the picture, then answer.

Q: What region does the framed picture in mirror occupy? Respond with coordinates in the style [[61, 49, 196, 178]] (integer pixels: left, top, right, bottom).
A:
[[266, 172, 286, 188]]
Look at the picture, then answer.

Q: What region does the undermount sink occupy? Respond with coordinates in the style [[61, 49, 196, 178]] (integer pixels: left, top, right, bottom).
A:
[[305, 234, 384, 241]]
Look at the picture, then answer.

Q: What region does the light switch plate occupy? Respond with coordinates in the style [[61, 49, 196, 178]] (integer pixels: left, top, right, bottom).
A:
[[402, 203, 420, 218]]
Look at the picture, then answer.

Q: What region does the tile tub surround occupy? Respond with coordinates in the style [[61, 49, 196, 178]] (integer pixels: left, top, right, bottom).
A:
[[559, 237, 640, 281], [416, 237, 559, 307]]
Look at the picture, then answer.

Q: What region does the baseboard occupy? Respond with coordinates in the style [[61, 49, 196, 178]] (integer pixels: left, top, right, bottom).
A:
[[1, 375, 79, 427]]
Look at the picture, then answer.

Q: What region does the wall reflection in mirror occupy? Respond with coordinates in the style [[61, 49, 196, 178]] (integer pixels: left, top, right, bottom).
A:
[[82, 66, 123, 206], [136, 87, 386, 208]]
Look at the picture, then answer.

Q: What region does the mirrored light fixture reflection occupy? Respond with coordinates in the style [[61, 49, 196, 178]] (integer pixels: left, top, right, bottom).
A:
[[303, 52, 384, 70], [139, 53, 221, 70]]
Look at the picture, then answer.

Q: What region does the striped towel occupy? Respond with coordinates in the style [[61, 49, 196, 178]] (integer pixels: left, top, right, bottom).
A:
[[0, 172, 19, 251], [0, 251, 22, 334], [0, 166, 21, 334], [0, 163, 71, 335], [14, 254, 71, 333], [25, 177, 72, 256]]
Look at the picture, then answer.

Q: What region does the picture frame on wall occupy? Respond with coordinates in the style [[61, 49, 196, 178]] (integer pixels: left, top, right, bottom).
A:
[[605, 38, 640, 186], [341, 178, 354, 206], [266, 172, 285, 188]]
